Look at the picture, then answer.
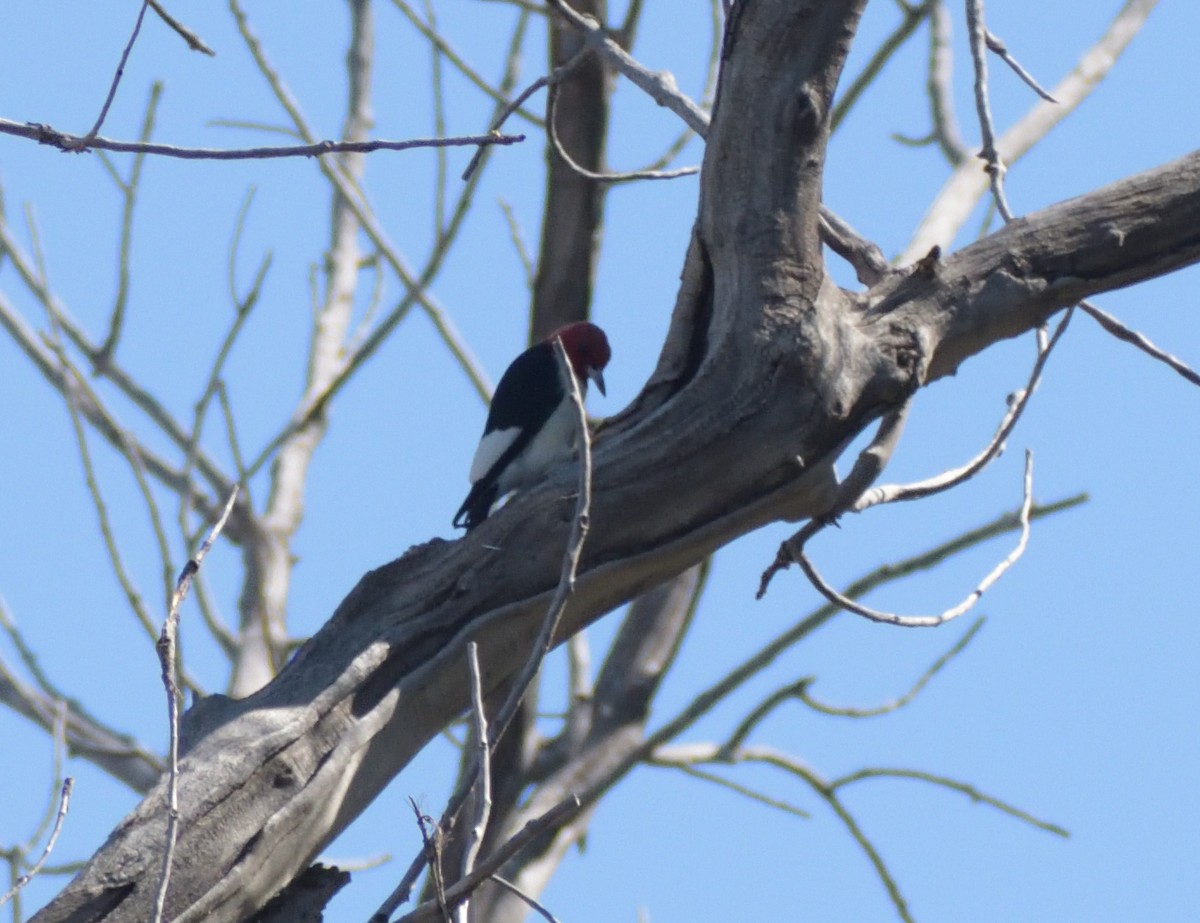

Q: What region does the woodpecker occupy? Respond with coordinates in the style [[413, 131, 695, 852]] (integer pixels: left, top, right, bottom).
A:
[[454, 321, 611, 531]]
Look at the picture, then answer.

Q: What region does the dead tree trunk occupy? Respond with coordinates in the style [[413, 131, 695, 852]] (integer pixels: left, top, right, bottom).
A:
[[31, 2, 1200, 920]]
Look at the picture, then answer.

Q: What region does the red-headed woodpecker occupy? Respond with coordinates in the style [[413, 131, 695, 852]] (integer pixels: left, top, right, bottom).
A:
[[454, 321, 611, 531]]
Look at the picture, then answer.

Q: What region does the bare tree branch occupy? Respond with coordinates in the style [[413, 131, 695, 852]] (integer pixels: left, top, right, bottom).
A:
[[653, 742, 915, 923], [985, 28, 1057, 102], [0, 780, 74, 911], [486, 876, 562, 923], [456, 644, 491, 923], [794, 616, 985, 718], [547, 0, 709, 136], [546, 83, 698, 183], [71, 1, 152, 148], [831, 767, 1068, 837], [1080, 299, 1200, 387], [389, 0, 545, 128], [853, 305, 1072, 511], [903, 0, 1159, 263], [147, 0, 216, 56], [0, 222, 244, 538], [0, 118, 523, 160], [794, 452, 1035, 627], [396, 797, 582, 923], [153, 488, 240, 923], [96, 81, 162, 365], [830, 0, 931, 131], [0, 599, 163, 791], [965, 0, 1015, 221]]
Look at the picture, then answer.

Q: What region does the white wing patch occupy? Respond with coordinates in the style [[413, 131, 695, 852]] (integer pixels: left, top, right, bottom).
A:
[[470, 426, 520, 483], [469, 398, 580, 498]]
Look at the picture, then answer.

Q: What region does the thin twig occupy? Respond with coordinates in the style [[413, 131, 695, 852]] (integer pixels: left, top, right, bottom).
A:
[[611, 0, 720, 176], [985, 29, 1057, 102], [151, 487, 240, 923], [758, 404, 912, 599], [411, 799, 449, 921], [398, 800, 447, 923], [425, 0, 449, 239], [832, 767, 1069, 837], [547, 0, 709, 136], [0, 601, 164, 792], [721, 617, 983, 748], [147, 0, 216, 55], [830, 0, 931, 132], [545, 84, 698, 183], [389, 0, 544, 129], [461, 45, 591, 183], [0, 779, 74, 910], [97, 81, 163, 365], [650, 760, 811, 818], [805, 617, 985, 717], [924, 0, 968, 163], [397, 797, 582, 923], [72, 2, 151, 147], [2, 119, 522, 159], [178, 220, 267, 654], [1080, 299, 1200, 388], [853, 307, 1072, 511], [22, 702, 68, 856], [0, 601, 74, 703], [47, 320, 206, 693], [183, 248, 268, 508], [498, 199, 535, 290], [654, 744, 914, 923], [52, 362, 158, 643], [965, 0, 1014, 221], [797, 451, 1035, 627], [456, 643, 492, 923], [487, 875, 563, 923]]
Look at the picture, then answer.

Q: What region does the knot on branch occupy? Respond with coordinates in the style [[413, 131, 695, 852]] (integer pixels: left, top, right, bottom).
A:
[[792, 85, 825, 145]]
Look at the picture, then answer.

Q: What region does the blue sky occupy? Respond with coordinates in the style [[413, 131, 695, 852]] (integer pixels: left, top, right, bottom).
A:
[[1, 1, 1198, 921]]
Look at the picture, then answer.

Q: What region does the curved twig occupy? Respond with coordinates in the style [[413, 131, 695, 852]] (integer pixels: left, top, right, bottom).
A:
[[853, 306, 1071, 511], [798, 451, 1035, 627]]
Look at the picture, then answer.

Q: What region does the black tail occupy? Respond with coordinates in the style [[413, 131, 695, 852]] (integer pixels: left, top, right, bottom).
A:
[[453, 480, 499, 531]]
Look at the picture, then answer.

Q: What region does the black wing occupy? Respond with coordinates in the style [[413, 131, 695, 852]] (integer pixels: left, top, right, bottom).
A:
[[453, 340, 562, 530]]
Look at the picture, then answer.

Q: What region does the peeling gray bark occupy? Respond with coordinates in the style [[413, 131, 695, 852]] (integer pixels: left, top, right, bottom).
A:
[[30, 1, 1200, 920]]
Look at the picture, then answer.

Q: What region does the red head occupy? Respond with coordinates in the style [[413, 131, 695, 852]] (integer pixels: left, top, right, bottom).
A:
[[553, 322, 611, 395]]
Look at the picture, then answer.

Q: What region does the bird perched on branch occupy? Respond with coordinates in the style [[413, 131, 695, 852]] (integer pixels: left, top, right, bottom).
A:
[[453, 321, 611, 531]]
